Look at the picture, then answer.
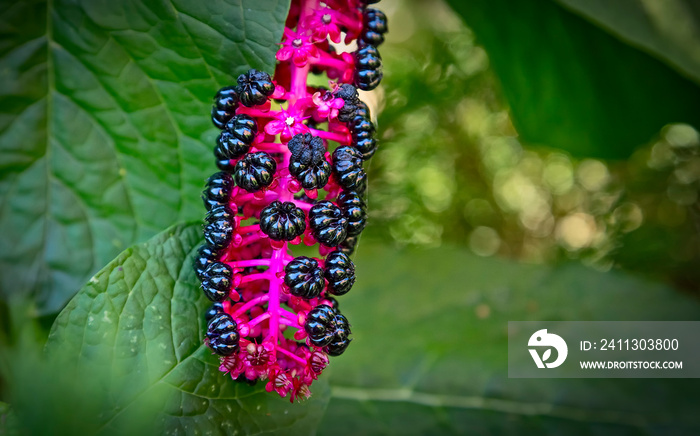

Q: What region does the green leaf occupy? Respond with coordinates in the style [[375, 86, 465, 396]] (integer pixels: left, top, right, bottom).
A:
[[0, 0, 290, 314], [556, 0, 700, 82], [41, 223, 328, 435], [318, 245, 700, 434], [0, 402, 19, 436], [445, 0, 700, 159]]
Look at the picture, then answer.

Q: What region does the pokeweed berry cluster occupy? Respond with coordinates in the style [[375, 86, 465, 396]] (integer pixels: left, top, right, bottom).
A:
[[195, 0, 387, 402]]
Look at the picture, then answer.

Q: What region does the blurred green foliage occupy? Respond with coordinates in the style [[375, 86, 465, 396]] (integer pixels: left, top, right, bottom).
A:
[[363, 0, 700, 291]]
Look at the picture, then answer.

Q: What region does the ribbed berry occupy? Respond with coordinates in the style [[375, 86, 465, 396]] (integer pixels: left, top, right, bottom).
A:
[[360, 8, 388, 46], [212, 86, 239, 129], [203, 205, 235, 250], [260, 201, 307, 241], [355, 101, 371, 120], [354, 45, 383, 91], [207, 312, 240, 356], [284, 256, 325, 299], [325, 313, 351, 356], [194, 244, 220, 281], [225, 114, 258, 143], [324, 250, 355, 296], [304, 304, 337, 347], [202, 172, 234, 211], [338, 190, 367, 237], [334, 83, 360, 123], [215, 114, 258, 168], [332, 146, 367, 192], [200, 262, 233, 302], [309, 201, 348, 246], [205, 302, 225, 323], [338, 235, 358, 255], [236, 69, 275, 107], [233, 151, 277, 192], [288, 133, 331, 190], [350, 114, 377, 160]]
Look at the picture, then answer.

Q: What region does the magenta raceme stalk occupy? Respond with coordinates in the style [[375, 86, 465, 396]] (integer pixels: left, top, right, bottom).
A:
[[195, 0, 387, 402]]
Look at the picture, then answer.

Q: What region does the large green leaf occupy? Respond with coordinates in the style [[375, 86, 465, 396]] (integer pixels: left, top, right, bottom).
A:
[[445, 0, 700, 159], [318, 246, 700, 434], [37, 223, 328, 435], [556, 0, 700, 82], [0, 0, 290, 314]]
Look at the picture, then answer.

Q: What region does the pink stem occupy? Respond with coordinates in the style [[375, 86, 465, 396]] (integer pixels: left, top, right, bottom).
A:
[[227, 259, 272, 268], [276, 346, 308, 367], [241, 273, 272, 283], [310, 51, 352, 72], [248, 312, 270, 328], [232, 294, 270, 317], [253, 142, 289, 153], [309, 127, 350, 145], [238, 108, 281, 119], [237, 233, 265, 247], [236, 224, 261, 234]]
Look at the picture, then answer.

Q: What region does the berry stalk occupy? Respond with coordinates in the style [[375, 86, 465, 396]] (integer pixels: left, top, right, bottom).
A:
[[197, 0, 387, 402]]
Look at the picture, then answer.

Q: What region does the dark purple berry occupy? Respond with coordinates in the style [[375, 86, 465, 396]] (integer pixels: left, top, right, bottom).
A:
[[200, 262, 233, 302], [337, 191, 367, 236], [332, 146, 367, 192], [203, 213, 234, 250], [212, 86, 239, 129], [288, 133, 331, 190], [361, 8, 387, 46], [309, 201, 348, 247], [355, 101, 371, 120], [215, 114, 258, 162], [355, 45, 382, 70], [236, 69, 275, 107], [259, 201, 306, 241], [194, 244, 220, 281], [326, 314, 351, 356], [233, 151, 277, 192], [224, 114, 258, 144], [202, 172, 233, 211], [338, 235, 358, 255], [304, 304, 337, 347], [324, 250, 355, 296], [205, 302, 225, 323], [333, 84, 359, 123], [207, 312, 239, 356], [205, 204, 235, 226], [284, 256, 325, 299]]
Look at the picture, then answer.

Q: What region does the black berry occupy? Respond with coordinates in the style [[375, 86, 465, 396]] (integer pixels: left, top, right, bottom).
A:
[[194, 244, 221, 281], [200, 261, 233, 302], [203, 218, 233, 251], [205, 302, 225, 323], [361, 8, 388, 46], [284, 256, 325, 299], [202, 172, 234, 211], [225, 114, 258, 144], [259, 201, 306, 241], [332, 146, 367, 192], [337, 191, 367, 236], [288, 133, 331, 190], [324, 250, 355, 296], [212, 86, 239, 129], [207, 312, 240, 356], [325, 312, 351, 356], [236, 69, 275, 107], [334, 83, 359, 123], [304, 304, 337, 347], [233, 151, 277, 192], [354, 45, 383, 91], [349, 114, 377, 160], [309, 201, 348, 247], [338, 235, 358, 255]]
